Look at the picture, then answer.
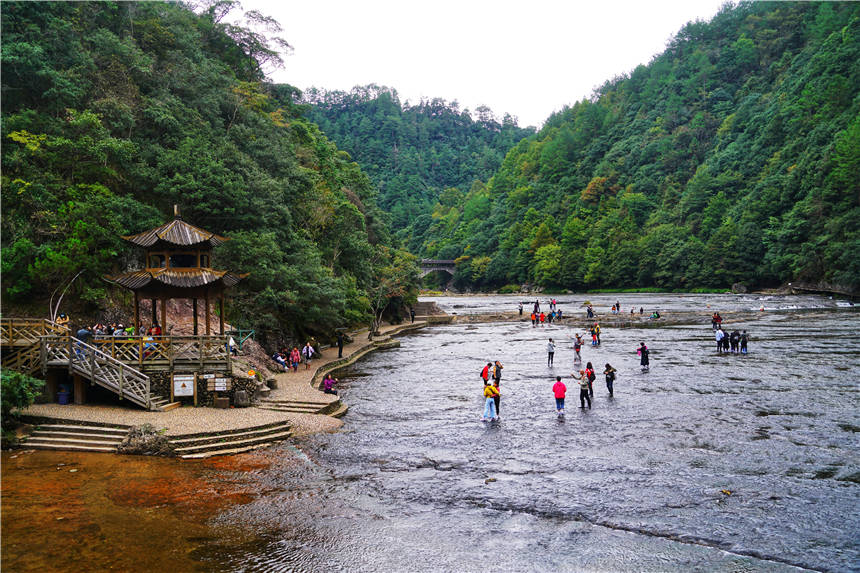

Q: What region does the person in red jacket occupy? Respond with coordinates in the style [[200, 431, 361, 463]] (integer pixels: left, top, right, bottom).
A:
[[481, 362, 491, 384], [552, 376, 566, 415]]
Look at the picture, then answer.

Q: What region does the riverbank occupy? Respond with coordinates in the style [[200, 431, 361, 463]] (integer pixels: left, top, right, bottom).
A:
[[18, 319, 432, 444]]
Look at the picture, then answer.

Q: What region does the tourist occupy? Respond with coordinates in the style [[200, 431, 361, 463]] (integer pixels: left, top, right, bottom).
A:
[[337, 331, 345, 358], [730, 330, 741, 353], [573, 334, 582, 362], [531, 312, 536, 327], [586, 305, 594, 319], [553, 376, 566, 415], [585, 361, 596, 397], [228, 336, 239, 356], [639, 307, 644, 314], [593, 322, 601, 344], [604, 363, 616, 396], [539, 311, 546, 326], [715, 327, 725, 353], [638, 342, 650, 371], [481, 361, 492, 384], [557, 309, 563, 320], [301, 342, 314, 369], [482, 380, 498, 421], [518, 302, 523, 315], [323, 373, 338, 395], [740, 330, 749, 354], [577, 369, 591, 409], [547, 338, 555, 367], [631, 307, 635, 314], [492, 360, 503, 416], [615, 300, 621, 314], [533, 300, 540, 314], [272, 352, 287, 370], [590, 325, 598, 346], [711, 312, 719, 330], [56, 313, 70, 326], [410, 307, 416, 323], [290, 347, 301, 372]]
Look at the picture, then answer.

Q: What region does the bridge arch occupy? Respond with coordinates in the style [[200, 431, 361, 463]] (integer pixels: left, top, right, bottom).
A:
[[419, 259, 456, 278]]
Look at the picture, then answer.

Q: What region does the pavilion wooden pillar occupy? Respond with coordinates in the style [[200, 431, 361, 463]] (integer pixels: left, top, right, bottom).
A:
[[204, 290, 211, 335], [219, 295, 224, 335], [151, 298, 157, 326], [192, 299, 198, 335], [134, 292, 140, 333], [160, 298, 167, 334]]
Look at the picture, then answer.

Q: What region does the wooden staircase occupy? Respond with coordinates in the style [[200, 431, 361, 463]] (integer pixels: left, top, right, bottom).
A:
[[1, 318, 178, 411]]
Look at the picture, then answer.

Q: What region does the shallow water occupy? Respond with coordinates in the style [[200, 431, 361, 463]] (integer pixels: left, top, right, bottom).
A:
[[423, 292, 850, 315], [200, 307, 859, 572], [4, 300, 858, 572]]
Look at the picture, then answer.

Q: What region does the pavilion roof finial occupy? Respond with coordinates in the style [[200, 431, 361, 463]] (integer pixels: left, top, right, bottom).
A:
[[174, 204, 182, 220]]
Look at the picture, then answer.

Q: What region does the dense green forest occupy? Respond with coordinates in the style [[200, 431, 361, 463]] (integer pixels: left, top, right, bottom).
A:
[[302, 86, 535, 233], [312, 2, 860, 293], [0, 1, 419, 345]]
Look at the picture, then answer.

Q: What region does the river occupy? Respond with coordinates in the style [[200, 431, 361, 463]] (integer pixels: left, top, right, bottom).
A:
[[3, 295, 858, 572]]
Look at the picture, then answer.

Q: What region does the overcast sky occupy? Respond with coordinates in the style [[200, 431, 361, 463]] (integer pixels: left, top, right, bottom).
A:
[[241, 0, 728, 128]]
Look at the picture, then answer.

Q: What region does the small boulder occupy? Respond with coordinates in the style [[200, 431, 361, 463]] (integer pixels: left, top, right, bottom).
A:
[[732, 282, 747, 294], [233, 389, 250, 407]]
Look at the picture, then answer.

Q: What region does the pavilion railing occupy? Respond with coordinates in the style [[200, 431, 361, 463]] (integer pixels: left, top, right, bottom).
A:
[[90, 335, 231, 371], [0, 318, 69, 346], [42, 335, 152, 409]]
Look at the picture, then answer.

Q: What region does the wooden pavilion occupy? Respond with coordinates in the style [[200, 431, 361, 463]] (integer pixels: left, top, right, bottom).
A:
[[105, 207, 246, 335]]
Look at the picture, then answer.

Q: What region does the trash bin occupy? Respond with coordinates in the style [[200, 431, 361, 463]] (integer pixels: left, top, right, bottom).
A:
[[58, 384, 71, 405]]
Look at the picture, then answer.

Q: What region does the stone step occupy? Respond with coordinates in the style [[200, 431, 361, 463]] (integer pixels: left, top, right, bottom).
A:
[[31, 430, 126, 442], [34, 424, 129, 436], [171, 430, 292, 455], [258, 404, 324, 414], [167, 420, 290, 441], [24, 442, 117, 453], [24, 436, 121, 448], [179, 443, 277, 459], [261, 399, 332, 406], [169, 424, 291, 447]]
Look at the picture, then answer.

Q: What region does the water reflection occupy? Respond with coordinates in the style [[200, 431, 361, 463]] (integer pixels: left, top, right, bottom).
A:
[[203, 304, 859, 572]]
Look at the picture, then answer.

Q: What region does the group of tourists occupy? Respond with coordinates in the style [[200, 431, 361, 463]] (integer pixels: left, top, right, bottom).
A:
[[551, 362, 617, 415], [272, 341, 316, 371], [531, 309, 563, 326], [480, 360, 504, 421], [714, 327, 749, 354]]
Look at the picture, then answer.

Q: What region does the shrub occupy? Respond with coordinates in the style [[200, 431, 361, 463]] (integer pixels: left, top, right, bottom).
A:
[[498, 284, 521, 294], [1, 371, 45, 429]]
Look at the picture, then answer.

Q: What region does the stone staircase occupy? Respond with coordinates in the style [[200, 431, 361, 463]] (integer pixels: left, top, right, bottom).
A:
[[168, 421, 292, 459], [256, 398, 348, 418], [22, 423, 130, 453]]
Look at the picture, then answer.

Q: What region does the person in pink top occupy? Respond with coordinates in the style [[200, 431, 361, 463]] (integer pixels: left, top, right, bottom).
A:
[[552, 376, 566, 415]]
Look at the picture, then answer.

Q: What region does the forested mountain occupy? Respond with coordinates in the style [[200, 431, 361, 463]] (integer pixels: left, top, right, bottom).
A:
[[1, 1, 419, 344], [377, 2, 860, 292], [301, 86, 535, 233]]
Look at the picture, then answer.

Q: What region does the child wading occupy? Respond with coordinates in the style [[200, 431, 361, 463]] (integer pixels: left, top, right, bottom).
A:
[[482, 380, 499, 421], [603, 363, 616, 396], [553, 376, 566, 415]]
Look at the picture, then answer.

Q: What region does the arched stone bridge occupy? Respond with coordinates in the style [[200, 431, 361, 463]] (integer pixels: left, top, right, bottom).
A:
[[420, 259, 456, 278]]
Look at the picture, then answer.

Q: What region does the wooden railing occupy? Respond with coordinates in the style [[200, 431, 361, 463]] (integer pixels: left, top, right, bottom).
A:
[[2, 344, 42, 374], [42, 336, 152, 409], [90, 335, 231, 371], [0, 318, 69, 346]]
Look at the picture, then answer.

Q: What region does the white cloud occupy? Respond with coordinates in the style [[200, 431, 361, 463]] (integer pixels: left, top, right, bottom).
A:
[[241, 0, 728, 127]]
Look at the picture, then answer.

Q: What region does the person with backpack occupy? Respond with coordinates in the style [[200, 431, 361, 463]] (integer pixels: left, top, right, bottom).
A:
[[585, 361, 596, 397], [576, 369, 591, 409], [481, 362, 492, 385]]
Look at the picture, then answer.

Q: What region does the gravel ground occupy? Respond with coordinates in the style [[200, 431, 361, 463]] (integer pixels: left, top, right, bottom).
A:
[[20, 321, 427, 437]]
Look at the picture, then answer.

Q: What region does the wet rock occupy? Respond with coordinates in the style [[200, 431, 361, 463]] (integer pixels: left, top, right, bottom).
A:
[[732, 282, 747, 294]]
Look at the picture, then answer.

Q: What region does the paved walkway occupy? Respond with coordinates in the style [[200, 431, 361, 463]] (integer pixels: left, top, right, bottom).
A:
[[21, 320, 429, 437]]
